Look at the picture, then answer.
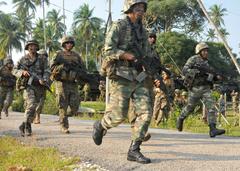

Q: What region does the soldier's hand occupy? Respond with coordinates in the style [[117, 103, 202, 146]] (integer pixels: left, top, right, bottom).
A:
[[22, 70, 30, 77], [154, 79, 161, 87], [120, 52, 135, 61], [39, 79, 45, 85]]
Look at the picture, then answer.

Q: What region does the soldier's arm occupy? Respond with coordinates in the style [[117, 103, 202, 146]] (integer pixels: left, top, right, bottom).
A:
[[104, 22, 125, 61], [12, 58, 26, 78], [182, 57, 197, 76]]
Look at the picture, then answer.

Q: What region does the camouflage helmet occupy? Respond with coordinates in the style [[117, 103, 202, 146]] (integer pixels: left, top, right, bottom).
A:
[[195, 42, 209, 54], [38, 49, 48, 55], [181, 91, 188, 96], [174, 89, 180, 94], [3, 57, 13, 65], [61, 36, 75, 47], [25, 40, 39, 50], [123, 0, 147, 14]]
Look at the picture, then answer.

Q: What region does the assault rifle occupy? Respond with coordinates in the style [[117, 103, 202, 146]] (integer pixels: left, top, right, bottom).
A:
[[130, 41, 171, 104], [19, 63, 52, 93]]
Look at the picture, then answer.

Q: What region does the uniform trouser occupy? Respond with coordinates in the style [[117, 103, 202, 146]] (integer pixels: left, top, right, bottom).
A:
[[23, 86, 45, 123], [179, 85, 216, 124], [0, 86, 14, 113], [101, 78, 152, 142], [34, 90, 46, 119], [153, 97, 170, 125], [55, 81, 80, 129]]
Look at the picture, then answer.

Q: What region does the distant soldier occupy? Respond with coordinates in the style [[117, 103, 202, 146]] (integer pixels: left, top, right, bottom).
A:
[[98, 80, 106, 101], [13, 40, 50, 136], [0, 57, 16, 119], [50, 36, 86, 134], [231, 90, 239, 115], [176, 42, 225, 137], [181, 91, 188, 106], [33, 49, 49, 124], [153, 70, 174, 126], [83, 83, 90, 101], [173, 89, 184, 108]]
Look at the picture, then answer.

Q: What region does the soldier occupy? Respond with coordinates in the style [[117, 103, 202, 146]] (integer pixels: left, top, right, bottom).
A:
[[98, 80, 106, 101], [181, 91, 188, 106], [231, 90, 239, 115], [153, 70, 174, 126], [50, 36, 86, 134], [33, 49, 49, 124], [13, 40, 50, 136], [176, 42, 225, 137], [173, 89, 184, 108], [92, 0, 161, 164], [83, 83, 90, 101], [0, 57, 16, 119]]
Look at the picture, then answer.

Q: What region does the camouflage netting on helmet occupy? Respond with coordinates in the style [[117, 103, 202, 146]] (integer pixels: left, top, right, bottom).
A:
[[123, 0, 147, 14]]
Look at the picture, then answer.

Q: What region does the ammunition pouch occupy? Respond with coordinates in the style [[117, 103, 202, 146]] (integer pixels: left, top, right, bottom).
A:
[[183, 71, 197, 89]]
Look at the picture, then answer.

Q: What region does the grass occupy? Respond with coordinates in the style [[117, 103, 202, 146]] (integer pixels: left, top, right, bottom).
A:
[[81, 101, 105, 112], [0, 136, 79, 171]]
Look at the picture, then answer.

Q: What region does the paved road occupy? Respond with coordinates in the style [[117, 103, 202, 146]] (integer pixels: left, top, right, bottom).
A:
[[0, 112, 240, 171]]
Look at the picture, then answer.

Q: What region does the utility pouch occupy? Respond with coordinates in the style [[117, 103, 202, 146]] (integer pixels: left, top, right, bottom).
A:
[[135, 71, 148, 83], [116, 66, 134, 81], [183, 71, 196, 89]]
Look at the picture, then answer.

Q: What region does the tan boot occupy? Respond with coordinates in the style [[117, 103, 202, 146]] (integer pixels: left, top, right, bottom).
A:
[[34, 114, 40, 124], [61, 127, 70, 134]]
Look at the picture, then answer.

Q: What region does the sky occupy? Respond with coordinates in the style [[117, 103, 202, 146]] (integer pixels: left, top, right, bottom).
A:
[[1, 0, 240, 63]]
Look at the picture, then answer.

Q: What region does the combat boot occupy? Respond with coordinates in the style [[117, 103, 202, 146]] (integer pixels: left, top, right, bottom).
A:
[[142, 133, 151, 142], [2, 107, 8, 117], [33, 114, 40, 124], [92, 121, 106, 145], [127, 141, 151, 164], [176, 117, 185, 132], [26, 122, 32, 136], [209, 123, 225, 138], [19, 122, 25, 137]]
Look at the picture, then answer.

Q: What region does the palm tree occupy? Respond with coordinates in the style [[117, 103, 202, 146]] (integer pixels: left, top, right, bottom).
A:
[[209, 4, 227, 27], [13, 0, 36, 17], [73, 3, 104, 69], [47, 9, 66, 39], [207, 29, 216, 42], [0, 13, 26, 57]]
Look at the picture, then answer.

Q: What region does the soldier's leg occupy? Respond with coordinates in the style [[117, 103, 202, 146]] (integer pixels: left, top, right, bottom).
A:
[[177, 88, 200, 131], [0, 87, 7, 119], [69, 87, 80, 117], [24, 88, 39, 136], [93, 79, 131, 145], [202, 90, 225, 137], [152, 97, 161, 121], [34, 91, 46, 124], [57, 92, 69, 133], [128, 84, 152, 164], [2, 88, 13, 117]]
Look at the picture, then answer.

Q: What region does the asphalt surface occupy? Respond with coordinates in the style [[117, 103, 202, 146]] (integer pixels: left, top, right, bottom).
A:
[[0, 112, 240, 171]]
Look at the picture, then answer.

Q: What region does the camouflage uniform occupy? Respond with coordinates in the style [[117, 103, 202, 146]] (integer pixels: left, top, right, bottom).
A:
[[83, 83, 90, 101], [50, 36, 85, 133], [33, 49, 49, 124], [176, 42, 225, 137], [173, 89, 185, 108], [93, 0, 152, 164], [98, 80, 106, 101], [0, 58, 16, 119], [231, 90, 239, 114], [153, 72, 174, 126], [13, 40, 50, 136]]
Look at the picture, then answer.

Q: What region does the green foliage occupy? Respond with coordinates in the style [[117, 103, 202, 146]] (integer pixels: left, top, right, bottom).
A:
[[146, 0, 205, 35], [156, 32, 196, 72], [42, 91, 58, 115], [81, 101, 105, 112], [11, 91, 24, 112], [0, 136, 79, 171], [211, 90, 220, 101]]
